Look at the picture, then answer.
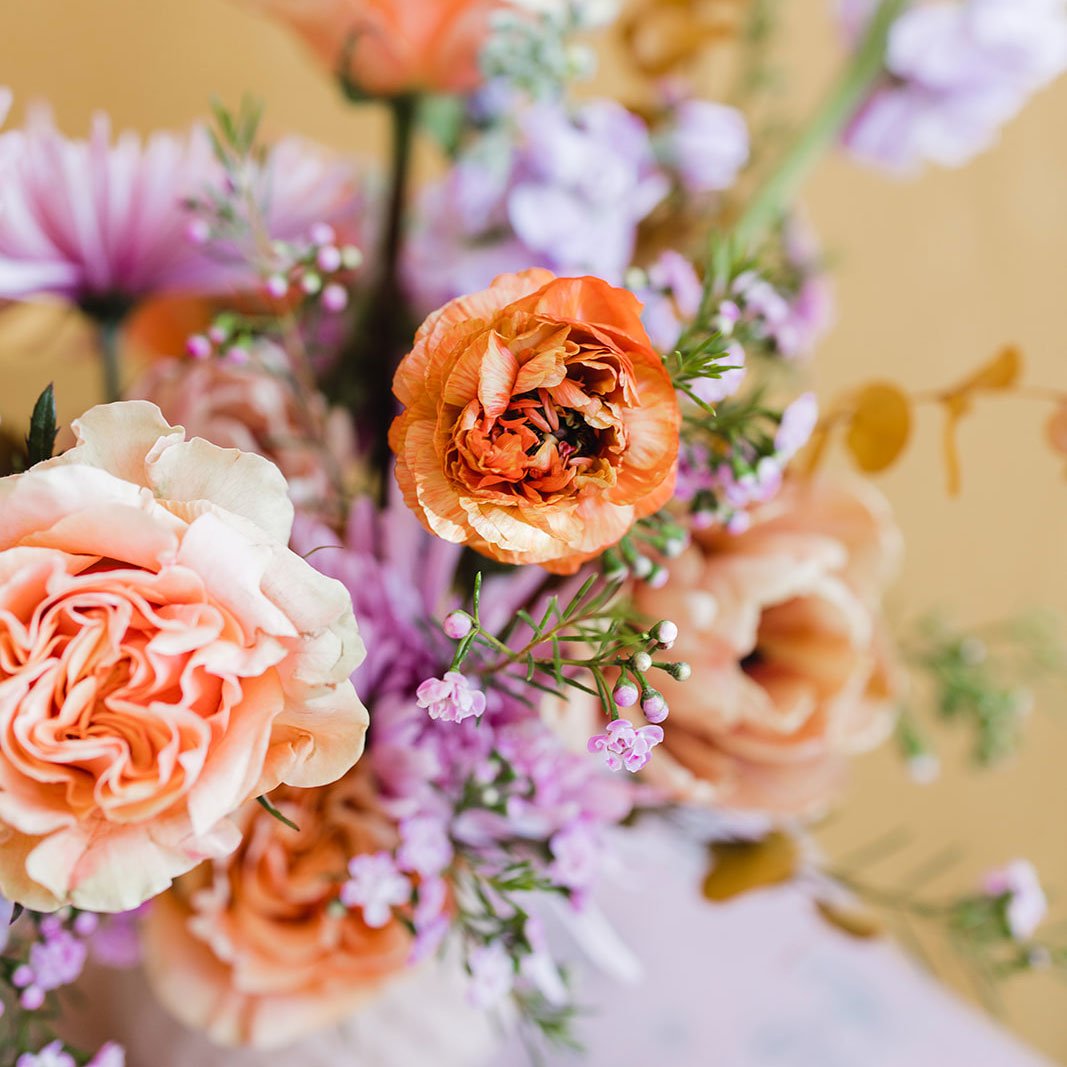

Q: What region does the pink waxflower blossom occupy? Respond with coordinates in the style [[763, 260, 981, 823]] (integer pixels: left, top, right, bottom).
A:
[[397, 814, 454, 876], [549, 820, 603, 890], [588, 719, 665, 773], [984, 860, 1048, 940], [27, 928, 88, 991], [466, 941, 515, 1009], [86, 1044, 126, 1067], [416, 671, 488, 724], [340, 852, 412, 928], [15, 1043, 75, 1067], [775, 392, 819, 460]]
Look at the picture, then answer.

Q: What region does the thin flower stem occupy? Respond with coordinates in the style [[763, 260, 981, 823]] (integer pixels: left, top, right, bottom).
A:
[[98, 318, 123, 403], [733, 0, 910, 249]]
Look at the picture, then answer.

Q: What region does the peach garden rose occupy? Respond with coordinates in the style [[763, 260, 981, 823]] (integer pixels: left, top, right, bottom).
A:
[[143, 772, 410, 1049], [633, 479, 902, 817], [389, 269, 680, 574], [0, 401, 368, 912]]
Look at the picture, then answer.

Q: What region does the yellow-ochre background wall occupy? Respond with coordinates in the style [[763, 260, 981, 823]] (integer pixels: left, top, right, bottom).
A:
[[1, 1, 1066, 1058]]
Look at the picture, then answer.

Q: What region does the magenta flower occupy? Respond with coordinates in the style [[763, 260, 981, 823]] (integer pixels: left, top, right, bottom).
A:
[[588, 719, 665, 773], [416, 671, 488, 724], [340, 852, 412, 928]]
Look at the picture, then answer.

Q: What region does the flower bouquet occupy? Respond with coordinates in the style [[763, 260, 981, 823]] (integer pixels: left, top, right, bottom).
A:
[[1, 1, 1067, 1064]]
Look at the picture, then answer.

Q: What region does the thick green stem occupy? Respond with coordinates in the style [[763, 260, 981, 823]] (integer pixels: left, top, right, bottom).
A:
[[350, 95, 418, 486], [734, 0, 909, 248]]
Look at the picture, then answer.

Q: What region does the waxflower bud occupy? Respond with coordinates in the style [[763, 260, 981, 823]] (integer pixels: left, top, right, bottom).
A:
[[646, 564, 668, 589], [666, 661, 691, 682], [322, 283, 350, 313], [443, 610, 474, 640], [631, 650, 653, 673], [613, 682, 639, 708], [651, 620, 679, 647], [641, 689, 668, 723]]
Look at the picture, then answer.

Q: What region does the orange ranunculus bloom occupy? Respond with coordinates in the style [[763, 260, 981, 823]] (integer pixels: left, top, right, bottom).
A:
[[239, 0, 501, 96], [143, 772, 411, 1049], [389, 269, 680, 574]]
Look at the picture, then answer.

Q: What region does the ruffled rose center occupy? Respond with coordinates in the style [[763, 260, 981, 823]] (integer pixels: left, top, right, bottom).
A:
[[0, 555, 275, 824], [446, 318, 637, 505]]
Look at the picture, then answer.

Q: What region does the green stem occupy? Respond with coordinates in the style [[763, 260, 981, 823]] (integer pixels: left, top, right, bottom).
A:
[[733, 0, 909, 249], [349, 94, 419, 487], [98, 318, 123, 403]]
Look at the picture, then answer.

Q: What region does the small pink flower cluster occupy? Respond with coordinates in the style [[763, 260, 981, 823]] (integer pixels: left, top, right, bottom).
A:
[[16, 1041, 124, 1067], [416, 671, 488, 724], [588, 719, 665, 773], [9, 913, 94, 1012]]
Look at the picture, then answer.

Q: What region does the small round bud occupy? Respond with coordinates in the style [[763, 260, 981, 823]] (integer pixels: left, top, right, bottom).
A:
[[316, 245, 343, 273], [631, 554, 653, 579], [207, 324, 230, 345], [309, 222, 336, 246], [20, 985, 44, 1011], [322, 283, 350, 313], [631, 651, 653, 673], [667, 661, 692, 682], [641, 690, 669, 724], [646, 564, 669, 589], [265, 274, 289, 300], [613, 682, 639, 709], [185, 217, 211, 246], [185, 333, 212, 360], [663, 536, 688, 558], [73, 911, 99, 937], [443, 610, 474, 640], [651, 620, 679, 647], [225, 345, 250, 366], [301, 271, 323, 295], [12, 965, 33, 989], [341, 245, 364, 270]]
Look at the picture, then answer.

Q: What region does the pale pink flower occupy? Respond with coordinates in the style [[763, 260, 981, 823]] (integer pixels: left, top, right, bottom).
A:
[[466, 942, 514, 1009], [341, 852, 413, 928], [416, 672, 488, 724], [587, 719, 665, 773], [983, 859, 1048, 940]]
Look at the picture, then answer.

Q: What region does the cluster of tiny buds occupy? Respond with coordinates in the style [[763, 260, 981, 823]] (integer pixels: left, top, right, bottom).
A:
[[603, 535, 686, 588], [261, 222, 362, 313], [185, 223, 362, 362], [612, 620, 687, 725]]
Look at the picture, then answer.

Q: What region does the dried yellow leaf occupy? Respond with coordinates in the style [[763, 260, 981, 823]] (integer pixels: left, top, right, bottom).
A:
[[702, 831, 799, 903], [958, 345, 1023, 394], [844, 382, 912, 473], [815, 899, 885, 940]]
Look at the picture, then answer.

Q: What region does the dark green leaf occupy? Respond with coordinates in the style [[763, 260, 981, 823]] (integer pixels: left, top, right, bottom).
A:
[[26, 383, 58, 467]]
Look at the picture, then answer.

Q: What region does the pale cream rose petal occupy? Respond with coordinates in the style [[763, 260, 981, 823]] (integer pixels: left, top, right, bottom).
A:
[[0, 466, 182, 564], [46, 400, 184, 487], [0, 825, 65, 911], [148, 436, 295, 544]]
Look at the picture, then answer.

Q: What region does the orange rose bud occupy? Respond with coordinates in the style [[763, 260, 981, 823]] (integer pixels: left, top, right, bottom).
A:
[[390, 269, 680, 574]]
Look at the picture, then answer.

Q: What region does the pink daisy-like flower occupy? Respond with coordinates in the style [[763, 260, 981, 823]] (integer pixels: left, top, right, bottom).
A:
[[0, 102, 368, 314], [0, 104, 224, 309]]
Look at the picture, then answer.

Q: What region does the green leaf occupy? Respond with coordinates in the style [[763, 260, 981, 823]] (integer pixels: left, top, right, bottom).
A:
[[26, 383, 58, 467], [418, 94, 466, 158], [256, 794, 300, 832]]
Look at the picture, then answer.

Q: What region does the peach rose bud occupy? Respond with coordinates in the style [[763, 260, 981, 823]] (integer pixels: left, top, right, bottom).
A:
[[0, 401, 369, 913]]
